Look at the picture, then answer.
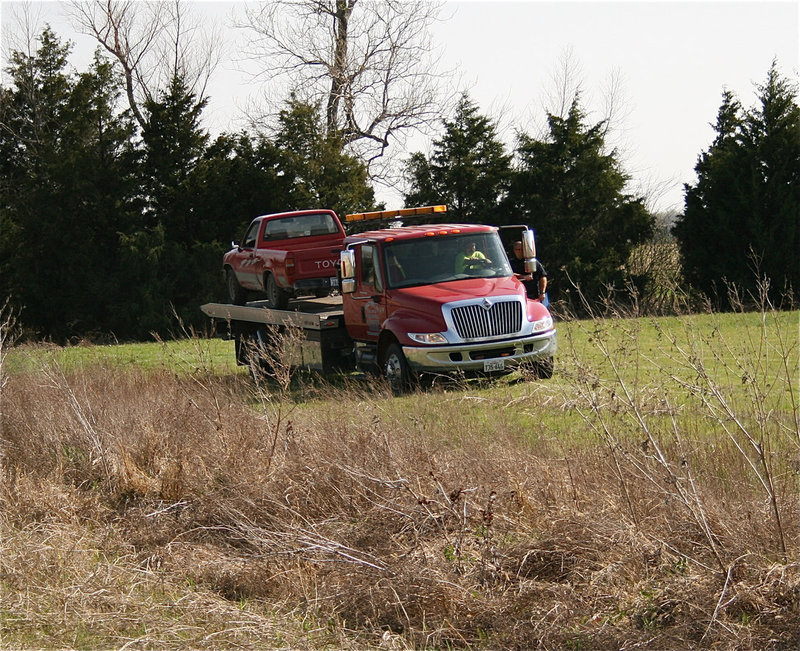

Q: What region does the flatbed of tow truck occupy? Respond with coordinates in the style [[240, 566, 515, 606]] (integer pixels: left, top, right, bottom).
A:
[[202, 295, 345, 330], [202, 295, 354, 373]]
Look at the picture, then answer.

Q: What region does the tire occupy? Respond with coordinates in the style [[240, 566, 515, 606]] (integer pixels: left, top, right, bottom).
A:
[[383, 342, 413, 395], [265, 273, 289, 310], [533, 357, 554, 380], [226, 268, 247, 305]]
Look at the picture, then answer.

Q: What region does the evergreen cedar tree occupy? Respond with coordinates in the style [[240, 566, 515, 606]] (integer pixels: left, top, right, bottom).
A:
[[506, 98, 652, 310], [406, 93, 654, 311], [673, 62, 800, 308], [404, 94, 512, 225]]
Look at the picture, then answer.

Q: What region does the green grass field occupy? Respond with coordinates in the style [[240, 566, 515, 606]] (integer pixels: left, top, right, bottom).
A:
[[4, 336, 242, 376]]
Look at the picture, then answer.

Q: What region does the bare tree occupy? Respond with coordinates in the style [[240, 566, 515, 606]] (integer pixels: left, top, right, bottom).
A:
[[536, 46, 629, 143], [238, 0, 447, 172], [67, 0, 222, 128], [544, 45, 584, 122], [2, 2, 42, 67]]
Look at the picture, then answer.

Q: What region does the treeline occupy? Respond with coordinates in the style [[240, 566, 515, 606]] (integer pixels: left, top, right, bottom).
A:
[[1, 28, 797, 342], [0, 28, 374, 341]]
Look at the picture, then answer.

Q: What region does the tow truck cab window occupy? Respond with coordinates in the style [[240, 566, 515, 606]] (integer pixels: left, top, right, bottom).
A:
[[359, 243, 383, 292]]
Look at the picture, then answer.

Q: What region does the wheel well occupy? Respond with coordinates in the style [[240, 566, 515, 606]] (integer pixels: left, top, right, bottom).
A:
[[377, 332, 399, 364], [264, 271, 286, 295], [263, 270, 287, 290]]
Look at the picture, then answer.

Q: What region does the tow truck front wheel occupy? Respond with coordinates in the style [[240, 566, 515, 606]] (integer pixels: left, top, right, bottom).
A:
[[530, 357, 554, 380], [383, 343, 413, 395]]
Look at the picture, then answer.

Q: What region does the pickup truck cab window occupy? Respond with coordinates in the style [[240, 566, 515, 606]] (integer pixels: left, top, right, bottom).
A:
[[263, 213, 341, 241], [242, 221, 259, 248]]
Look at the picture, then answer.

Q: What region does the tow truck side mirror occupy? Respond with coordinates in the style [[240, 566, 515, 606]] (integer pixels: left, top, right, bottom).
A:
[[521, 229, 536, 259], [340, 249, 356, 294], [521, 228, 537, 274]]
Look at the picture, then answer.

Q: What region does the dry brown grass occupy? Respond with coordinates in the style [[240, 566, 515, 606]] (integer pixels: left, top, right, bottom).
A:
[[2, 311, 798, 649]]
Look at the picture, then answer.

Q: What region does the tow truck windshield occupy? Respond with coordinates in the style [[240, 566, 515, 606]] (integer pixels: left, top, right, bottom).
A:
[[384, 232, 513, 289]]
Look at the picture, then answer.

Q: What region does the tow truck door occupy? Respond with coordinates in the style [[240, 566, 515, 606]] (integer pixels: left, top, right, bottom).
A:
[[343, 242, 387, 342]]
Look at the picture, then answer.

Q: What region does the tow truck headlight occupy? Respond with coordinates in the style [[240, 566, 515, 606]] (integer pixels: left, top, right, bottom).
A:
[[531, 316, 553, 333], [409, 332, 448, 345]]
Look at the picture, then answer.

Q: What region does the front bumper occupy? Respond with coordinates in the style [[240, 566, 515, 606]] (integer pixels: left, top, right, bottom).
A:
[[402, 330, 557, 374]]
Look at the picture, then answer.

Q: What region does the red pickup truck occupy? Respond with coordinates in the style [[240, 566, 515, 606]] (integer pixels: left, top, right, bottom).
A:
[[223, 209, 346, 308]]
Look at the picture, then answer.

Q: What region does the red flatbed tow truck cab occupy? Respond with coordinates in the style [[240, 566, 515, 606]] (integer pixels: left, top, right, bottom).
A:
[[203, 205, 556, 392], [339, 210, 556, 390]]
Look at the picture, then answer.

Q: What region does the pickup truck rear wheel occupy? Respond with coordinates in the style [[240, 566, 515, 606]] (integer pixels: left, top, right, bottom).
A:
[[226, 268, 247, 305], [265, 273, 289, 310], [383, 342, 413, 395]]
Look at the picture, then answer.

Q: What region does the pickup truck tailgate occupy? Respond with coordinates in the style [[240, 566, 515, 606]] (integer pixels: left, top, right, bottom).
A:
[[288, 238, 342, 278]]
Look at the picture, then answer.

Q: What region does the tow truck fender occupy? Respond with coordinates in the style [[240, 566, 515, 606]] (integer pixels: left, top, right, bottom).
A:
[[380, 310, 445, 349]]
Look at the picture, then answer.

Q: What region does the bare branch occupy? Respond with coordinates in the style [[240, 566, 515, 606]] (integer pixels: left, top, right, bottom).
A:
[[2, 1, 45, 64], [67, 0, 222, 128], [545, 45, 583, 121], [236, 0, 447, 179]]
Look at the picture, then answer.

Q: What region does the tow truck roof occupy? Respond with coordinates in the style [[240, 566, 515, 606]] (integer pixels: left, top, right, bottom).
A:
[[344, 223, 496, 244], [343, 204, 498, 244]]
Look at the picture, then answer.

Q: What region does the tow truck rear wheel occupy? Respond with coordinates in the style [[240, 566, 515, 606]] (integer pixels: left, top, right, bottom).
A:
[[383, 342, 413, 395], [265, 273, 289, 310]]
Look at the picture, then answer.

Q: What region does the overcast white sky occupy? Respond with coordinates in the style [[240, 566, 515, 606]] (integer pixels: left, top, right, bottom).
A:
[[2, 1, 798, 214]]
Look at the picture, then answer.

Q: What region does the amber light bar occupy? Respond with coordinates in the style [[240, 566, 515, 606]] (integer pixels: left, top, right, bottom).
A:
[[345, 204, 447, 222]]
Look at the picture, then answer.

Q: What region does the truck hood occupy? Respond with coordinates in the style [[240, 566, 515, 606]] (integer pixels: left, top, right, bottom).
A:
[[392, 275, 523, 304], [386, 276, 527, 335]]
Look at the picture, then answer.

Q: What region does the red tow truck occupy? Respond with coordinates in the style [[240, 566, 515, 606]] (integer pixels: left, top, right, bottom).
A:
[[204, 206, 557, 391]]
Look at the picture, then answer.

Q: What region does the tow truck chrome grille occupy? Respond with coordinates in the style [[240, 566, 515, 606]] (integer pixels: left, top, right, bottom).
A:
[[451, 300, 522, 339]]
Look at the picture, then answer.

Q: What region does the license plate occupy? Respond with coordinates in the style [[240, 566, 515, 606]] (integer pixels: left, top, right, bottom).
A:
[[483, 358, 505, 372], [330, 276, 339, 287]]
